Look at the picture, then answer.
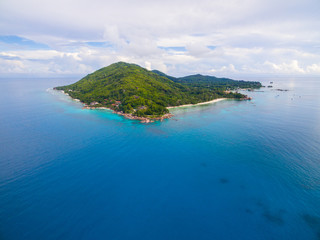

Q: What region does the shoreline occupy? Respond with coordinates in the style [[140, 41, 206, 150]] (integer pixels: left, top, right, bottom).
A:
[[53, 89, 250, 123], [167, 98, 227, 109], [82, 105, 173, 123]]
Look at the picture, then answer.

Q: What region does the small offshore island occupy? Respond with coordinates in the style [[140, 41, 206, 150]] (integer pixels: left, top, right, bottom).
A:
[[54, 62, 261, 122]]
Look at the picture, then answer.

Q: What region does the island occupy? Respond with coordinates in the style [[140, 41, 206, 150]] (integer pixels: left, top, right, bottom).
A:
[[54, 62, 261, 122]]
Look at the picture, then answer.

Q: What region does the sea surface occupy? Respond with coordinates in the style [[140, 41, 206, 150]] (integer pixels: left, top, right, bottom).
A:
[[0, 76, 320, 240]]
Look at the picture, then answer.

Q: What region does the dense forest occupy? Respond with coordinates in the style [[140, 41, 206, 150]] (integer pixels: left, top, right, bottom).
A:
[[152, 70, 262, 90], [55, 62, 261, 118]]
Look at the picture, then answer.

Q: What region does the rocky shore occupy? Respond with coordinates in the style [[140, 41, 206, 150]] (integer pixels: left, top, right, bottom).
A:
[[54, 89, 173, 123], [82, 105, 173, 123], [118, 112, 174, 123], [241, 96, 252, 100]]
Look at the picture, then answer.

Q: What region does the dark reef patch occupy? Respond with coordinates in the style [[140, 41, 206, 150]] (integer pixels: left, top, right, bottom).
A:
[[302, 214, 320, 239], [245, 208, 253, 214], [253, 199, 286, 226], [219, 178, 229, 184], [263, 210, 285, 226], [201, 162, 207, 167]]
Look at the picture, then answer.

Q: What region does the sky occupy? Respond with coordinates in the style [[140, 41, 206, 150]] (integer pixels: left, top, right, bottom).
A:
[[0, 0, 320, 77]]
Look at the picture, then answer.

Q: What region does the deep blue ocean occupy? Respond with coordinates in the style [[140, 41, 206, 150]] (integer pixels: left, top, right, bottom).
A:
[[0, 76, 320, 240]]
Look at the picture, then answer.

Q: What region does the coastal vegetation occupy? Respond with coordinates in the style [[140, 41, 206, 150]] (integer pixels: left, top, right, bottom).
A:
[[55, 62, 261, 120]]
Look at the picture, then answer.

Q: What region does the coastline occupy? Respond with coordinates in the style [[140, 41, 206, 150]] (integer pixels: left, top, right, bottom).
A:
[[167, 98, 227, 109], [82, 105, 173, 123], [54, 89, 172, 123], [53, 89, 249, 123], [83, 97, 230, 122]]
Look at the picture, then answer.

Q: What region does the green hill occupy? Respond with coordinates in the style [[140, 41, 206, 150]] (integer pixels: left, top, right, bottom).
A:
[[55, 62, 259, 118], [152, 70, 262, 90]]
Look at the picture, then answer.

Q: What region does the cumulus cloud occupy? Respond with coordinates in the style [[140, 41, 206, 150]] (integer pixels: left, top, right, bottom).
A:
[[263, 60, 305, 74], [307, 64, 320, 74], [0, 0, 319, 76], [210, 64, 237, 74], [0, 58, 25, 73]]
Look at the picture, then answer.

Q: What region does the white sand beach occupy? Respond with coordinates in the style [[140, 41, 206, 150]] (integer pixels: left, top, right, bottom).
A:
[[167, 98, 227, 109]]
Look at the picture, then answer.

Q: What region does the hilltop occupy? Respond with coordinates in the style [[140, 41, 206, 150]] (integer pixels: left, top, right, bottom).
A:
[[54, 62, 261, 121]]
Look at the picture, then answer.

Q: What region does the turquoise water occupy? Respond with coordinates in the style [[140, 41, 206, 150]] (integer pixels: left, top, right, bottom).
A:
[[0, 77, 320, 239]]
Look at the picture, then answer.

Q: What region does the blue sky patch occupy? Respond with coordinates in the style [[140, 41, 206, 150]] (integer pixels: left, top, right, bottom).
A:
[[86, 41, 114, 48], [0, 54, 21, 60], [0, 35, 51, 50], [158, 46, 187, 52], [207, 46, 216, 50]]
